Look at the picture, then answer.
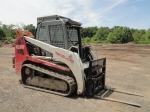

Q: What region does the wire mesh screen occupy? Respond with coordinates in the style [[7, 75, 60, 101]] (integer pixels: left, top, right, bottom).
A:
[[68, 28, 78, 48], [48, 25, 65, 49]]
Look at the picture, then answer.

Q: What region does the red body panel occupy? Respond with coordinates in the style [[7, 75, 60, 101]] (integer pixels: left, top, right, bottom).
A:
[[15, 36, 70, 75]]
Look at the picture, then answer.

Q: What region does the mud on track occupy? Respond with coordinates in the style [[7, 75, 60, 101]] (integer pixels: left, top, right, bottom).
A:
[[0, 44, 150, 112]]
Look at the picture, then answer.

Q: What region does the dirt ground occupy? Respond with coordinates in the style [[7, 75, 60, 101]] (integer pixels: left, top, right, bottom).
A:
[[0, 44, 150, 112]]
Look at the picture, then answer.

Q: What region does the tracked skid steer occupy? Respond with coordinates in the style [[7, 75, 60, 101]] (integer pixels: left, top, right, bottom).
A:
[[13, 15, 142, 107]]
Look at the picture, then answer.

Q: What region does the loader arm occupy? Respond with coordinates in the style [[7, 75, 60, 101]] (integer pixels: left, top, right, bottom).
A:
[[24, 36, 85, 95], [15, 30, 34, 38]]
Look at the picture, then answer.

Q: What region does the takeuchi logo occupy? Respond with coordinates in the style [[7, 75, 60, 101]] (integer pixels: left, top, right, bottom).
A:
[[16, 45, 24, 49], [55, 51, 74, 63]]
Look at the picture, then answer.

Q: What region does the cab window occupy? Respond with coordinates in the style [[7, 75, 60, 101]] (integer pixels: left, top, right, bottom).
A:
[[39, 26, 47, 42]]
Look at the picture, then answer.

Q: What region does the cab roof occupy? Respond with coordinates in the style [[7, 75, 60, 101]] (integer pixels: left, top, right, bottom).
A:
[[37, 15, 82, 26]]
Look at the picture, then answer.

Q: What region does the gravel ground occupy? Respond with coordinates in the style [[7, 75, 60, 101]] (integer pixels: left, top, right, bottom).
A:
[[0, 44, 150, 112]]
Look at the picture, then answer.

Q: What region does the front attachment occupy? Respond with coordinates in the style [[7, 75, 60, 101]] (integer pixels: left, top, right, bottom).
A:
[[86, 58, 106, 96]]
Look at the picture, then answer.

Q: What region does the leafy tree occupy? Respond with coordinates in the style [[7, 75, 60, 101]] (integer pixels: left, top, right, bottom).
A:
[[132, 30, 146, 42], [123, 27, 134, 42], [107, 32, 121, 43], [111, 26, 121, 32], [1, 24, 16, 39], [82, 26, 98, 38], [138, 29, 150, 44], [130, 28, 137, 34], [24, 24, 36, 35], [107, 26, 133, 43], [0, 29, 6, 40], [91, 27, 110, 43], [7, 24, 16, 38], [141, 29, 150, 41]]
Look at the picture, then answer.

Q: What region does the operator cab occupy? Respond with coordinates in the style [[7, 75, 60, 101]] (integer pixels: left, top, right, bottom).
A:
[[36, 15, 93, 61]]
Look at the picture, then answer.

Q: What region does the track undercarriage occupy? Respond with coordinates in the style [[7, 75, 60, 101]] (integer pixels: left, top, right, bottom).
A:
[[21, 64, 76, 96]]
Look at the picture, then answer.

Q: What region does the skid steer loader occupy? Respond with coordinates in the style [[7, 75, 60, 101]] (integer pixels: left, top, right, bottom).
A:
[[13, 15, 142, 107]]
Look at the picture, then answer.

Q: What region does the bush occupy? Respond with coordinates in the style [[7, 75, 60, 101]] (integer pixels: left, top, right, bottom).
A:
[[6, 37, 13, 41], [90, 36, 97, 43], [137, 41, 150, 44], [83, 37, 91, 43]]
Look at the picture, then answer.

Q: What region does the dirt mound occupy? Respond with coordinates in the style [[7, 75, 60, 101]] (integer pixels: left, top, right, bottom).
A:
[[0, 40, 6, 47], [126, 42, 137, 45], [0, 39, 16, 47]]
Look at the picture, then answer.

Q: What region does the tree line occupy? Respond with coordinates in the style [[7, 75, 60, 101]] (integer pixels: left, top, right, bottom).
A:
[[0, 21, 150, 44], [82, 26, 150, 44], [0, 22, 35, 41]]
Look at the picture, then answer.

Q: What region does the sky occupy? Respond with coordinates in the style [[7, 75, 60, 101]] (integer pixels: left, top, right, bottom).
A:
[[0, 0, 150, 30]]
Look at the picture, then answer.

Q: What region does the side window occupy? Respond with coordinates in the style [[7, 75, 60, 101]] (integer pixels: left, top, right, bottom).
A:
[[68, 28, 78, 41], [39, 26, 47, 42]]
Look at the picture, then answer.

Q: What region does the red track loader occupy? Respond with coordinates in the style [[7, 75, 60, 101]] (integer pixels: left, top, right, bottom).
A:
[[13, 15, 142, 107]]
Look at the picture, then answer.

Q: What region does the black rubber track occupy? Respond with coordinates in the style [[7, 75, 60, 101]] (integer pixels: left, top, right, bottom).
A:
[[21, 64, 76, 96]]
